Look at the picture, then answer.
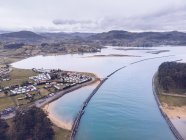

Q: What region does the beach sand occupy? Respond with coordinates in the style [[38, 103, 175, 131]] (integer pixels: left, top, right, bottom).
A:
[[162, 104, 186, 140], [162, 104, 186, 119], [43, 105, 72, 130], [43, 81, 100, 131]]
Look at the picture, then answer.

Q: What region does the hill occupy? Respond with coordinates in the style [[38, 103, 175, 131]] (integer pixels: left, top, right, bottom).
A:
[[88, 30, 186, 46], [1, 30, 186, 47], [0, 31, 45, 44], [0, 31, 44, 39]]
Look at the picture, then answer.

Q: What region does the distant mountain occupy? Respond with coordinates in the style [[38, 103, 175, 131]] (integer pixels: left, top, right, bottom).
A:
[[88, 30, 186, 46], [0, 30, 186, 47], [89, 30, 133, 40], [0, 31, 45, 44], [40, 32, 95, 41], [0, 31, 44, 39]]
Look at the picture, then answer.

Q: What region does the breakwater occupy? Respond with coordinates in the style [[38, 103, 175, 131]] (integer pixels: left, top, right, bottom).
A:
[[152, 74, 184, 140], [70, 55, 177, 140], [130, 55, 175, 65], [107, 66, 126, 78], [70, 66, 127, 140]]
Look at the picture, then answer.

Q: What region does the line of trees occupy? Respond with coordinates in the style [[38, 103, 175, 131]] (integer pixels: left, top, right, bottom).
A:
[[0, 118, 9, 140], [0, 107, 54, 140], [158, 62, 186, 92], [4, 43, 24, 49]]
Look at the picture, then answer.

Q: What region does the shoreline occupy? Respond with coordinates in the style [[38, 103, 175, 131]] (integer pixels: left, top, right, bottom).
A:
[[43, 104, 72, 130], [70, 65, 128, 140], [42, 80, 100, 130], [70, 78, 107, 140], [162, 103, 186, 119], [152, 73, 184, 140]]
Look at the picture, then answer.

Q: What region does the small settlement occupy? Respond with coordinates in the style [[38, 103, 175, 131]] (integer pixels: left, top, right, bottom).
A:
[[0, 67, 93, 118], [0, 65, 11, 82]]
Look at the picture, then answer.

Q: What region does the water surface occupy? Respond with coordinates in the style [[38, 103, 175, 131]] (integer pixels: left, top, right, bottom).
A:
[[75, 57, 176, 140], [12, 46, 186, 140]]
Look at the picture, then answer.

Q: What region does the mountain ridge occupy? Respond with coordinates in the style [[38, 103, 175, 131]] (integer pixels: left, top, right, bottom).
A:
[[0, 30, 186, 46]]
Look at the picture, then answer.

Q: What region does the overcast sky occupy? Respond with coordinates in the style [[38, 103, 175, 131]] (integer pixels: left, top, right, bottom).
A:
[[0, 0, 186, 32]]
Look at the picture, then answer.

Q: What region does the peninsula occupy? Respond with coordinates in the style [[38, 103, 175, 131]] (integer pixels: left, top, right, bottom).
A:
[[154, 62, 186, 140]]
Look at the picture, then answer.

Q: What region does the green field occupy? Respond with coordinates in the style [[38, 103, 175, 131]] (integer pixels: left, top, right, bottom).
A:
[[154, 73, 186, 107], [158, 94, 186, 107], [0, 96, 15, 111], [1, 68, 37, 87], [53, 126, 70, 140]]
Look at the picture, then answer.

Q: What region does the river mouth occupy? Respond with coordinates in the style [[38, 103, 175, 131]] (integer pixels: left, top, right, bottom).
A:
[[12, 46, 186, 140]]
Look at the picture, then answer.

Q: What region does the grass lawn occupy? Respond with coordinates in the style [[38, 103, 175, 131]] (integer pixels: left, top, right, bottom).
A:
[[0, 92, 6, 97], [37, 85, 50, 96], [0, 57, 21, 65], [155, 74, 186, 107], [53, 125, 70, 140], [0, 96, 15, 111], [158, 94, 186, 107], [15, 94, 29, 106], [1, 68, 36, 87]]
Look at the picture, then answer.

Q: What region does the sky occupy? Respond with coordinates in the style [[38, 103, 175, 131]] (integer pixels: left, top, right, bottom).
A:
[[0, 0, 186, 32]]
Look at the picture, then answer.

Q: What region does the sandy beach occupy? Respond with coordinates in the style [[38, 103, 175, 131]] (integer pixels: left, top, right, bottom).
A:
[[43, 81, 100, 131], [162, 104, 186, 119], [43, 105, 72, 130], [162, 103, 186, 140]]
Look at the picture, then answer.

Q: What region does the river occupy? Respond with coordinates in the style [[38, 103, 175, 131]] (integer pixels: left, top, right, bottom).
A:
[[12, 46, 186, 140]]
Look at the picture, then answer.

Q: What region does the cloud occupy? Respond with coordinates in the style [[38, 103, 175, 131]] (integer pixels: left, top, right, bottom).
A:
[[1, 0, 186, 32], [53, 19, 93, 25], [49, 2, 186, 33], [93, 5, 186, 32]]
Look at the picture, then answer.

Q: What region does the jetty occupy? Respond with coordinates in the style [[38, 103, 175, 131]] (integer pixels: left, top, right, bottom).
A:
[[130, 55, 174, 65], [69, 55, 177, 140], [70, 78, 107, 139], [70, 66, 127, 140]]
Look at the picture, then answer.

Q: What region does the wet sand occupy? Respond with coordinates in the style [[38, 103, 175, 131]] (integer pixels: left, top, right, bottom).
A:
[[43, 105, 72, 130]]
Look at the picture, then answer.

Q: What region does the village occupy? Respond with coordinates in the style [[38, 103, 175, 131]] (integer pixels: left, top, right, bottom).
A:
[[0, 66, 94, 118], [0, 65, 11, 82]]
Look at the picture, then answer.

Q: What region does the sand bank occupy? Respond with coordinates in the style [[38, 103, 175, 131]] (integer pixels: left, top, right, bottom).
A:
[[43, 105, 72, 130], [84, 54, 141, 58]]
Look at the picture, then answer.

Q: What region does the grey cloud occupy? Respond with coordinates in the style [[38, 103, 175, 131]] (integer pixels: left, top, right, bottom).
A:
[[96, 5, 186, 32], [49, 3, 186, 32], [53, 19, 94, 25], [1, 0, 186, 32]]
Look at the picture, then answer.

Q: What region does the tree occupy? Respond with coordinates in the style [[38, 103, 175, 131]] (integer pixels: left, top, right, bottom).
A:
[[0, 118, 9, 140], [12, 107, 54, 140], [158, 62, 186, 92]]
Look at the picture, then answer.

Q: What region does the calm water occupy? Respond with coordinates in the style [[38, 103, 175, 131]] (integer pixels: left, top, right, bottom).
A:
[[12, 46, 186, 140], [75, 58, 176, 140], [48, 83, 99, 130]]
